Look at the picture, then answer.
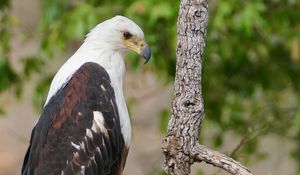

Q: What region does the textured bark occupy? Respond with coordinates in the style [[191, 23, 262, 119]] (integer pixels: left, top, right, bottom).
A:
[[161, 0, 253, 175]]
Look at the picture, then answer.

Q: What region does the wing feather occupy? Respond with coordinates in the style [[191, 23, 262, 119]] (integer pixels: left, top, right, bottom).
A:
[[21, 62, 128, 175]]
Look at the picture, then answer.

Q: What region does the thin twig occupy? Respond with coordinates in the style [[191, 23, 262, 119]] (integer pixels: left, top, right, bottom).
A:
[[213, 126, 269, 175], [231, 125, 269, 157]]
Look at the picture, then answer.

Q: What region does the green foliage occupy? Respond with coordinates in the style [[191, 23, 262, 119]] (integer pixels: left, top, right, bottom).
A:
[[0, 106, 5, 115], [202, 0, 300, 164], [125, 0, 178, 81], [22, 57, 43, 78], [0, 0, 9, 10], [32, 75, 53, 112], [204, 0, 300, 129], [0, 58, 19, 92], [158, 108, 170, 133], [293, 109, 300, 129], [1, 0, 300, 172], [158, 170, 168, 175], [0, 3, 21, 97]]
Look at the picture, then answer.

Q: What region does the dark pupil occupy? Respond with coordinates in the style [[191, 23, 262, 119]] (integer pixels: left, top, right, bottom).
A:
[[124, 32, 132, 39]]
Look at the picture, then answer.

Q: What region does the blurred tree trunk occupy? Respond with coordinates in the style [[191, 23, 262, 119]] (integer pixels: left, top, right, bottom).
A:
[[161, 0, 253, 174]]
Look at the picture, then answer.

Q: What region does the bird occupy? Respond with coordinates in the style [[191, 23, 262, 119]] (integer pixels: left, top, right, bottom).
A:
[[21, 15, 151, 175]]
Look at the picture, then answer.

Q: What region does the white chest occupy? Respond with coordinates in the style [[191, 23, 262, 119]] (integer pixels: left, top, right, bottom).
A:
[[106, 62, 131, 146]]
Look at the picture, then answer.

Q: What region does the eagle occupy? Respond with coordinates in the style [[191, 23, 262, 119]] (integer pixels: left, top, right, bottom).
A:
[[21, 16, 151, 175]]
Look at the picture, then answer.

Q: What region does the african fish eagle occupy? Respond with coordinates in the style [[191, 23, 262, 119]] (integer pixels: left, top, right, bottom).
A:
[[21, 15, 151, 175]]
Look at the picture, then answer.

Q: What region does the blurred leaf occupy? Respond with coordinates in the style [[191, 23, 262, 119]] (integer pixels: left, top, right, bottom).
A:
[[293, 109, 300, 129], [125, 97, 135, 118], [32, 75, 53, 112], [0, 0, 9, 10], [0, 106, 5, 116], [213, 132, 224, 148], [158, 170, 168, 175], [158, 108, 170, 134], [233, 2, 266, 36], [0, 58, 19, 92], [22, 57, 43, 78], [149, 2, 173, 24], [290, 37, 300, 62], [213, 1, 234, 30]]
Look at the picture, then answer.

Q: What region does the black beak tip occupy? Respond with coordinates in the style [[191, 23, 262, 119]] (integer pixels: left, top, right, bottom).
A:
[[142, 46, 151, 64]]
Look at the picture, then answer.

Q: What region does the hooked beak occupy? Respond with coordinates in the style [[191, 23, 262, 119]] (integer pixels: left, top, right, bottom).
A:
[[124, 38, 151, 64], [139, 45, 151, 64]]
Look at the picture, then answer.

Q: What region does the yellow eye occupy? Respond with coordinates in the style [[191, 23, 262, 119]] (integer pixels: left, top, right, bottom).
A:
[[123, 32, 132, 39]]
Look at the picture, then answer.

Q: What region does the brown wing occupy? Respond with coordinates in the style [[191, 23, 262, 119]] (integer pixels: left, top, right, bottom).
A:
[[22, 62, 128, 175]]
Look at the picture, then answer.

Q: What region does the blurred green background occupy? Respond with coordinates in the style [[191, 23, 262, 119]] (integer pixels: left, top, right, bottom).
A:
[[0, 0, 300, 174]]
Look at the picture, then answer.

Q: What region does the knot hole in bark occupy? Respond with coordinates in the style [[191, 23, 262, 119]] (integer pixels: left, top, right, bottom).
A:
[[183, 100, 195, 107], [182, 98, 204, 114], [194, 11, 201, 17]]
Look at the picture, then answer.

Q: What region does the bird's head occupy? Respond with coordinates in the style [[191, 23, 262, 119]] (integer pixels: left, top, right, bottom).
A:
[[85, 15, 151, 63]]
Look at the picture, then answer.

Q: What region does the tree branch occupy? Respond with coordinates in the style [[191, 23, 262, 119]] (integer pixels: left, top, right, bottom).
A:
[[193, 144, 252, 175], [161, 0, 253, 174]]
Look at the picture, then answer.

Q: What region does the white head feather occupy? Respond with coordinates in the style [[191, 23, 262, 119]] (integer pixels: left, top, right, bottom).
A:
[[82, 15, 145, 54]]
